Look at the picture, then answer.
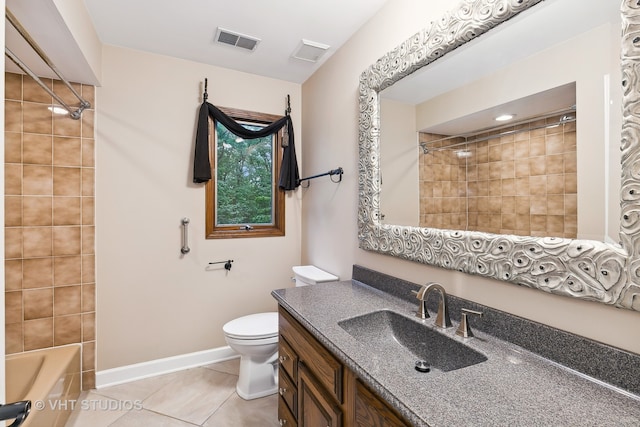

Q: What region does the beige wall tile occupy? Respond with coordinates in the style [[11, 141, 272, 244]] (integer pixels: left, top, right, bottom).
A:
[[82, 341, 95, 372], [22, 258, 53, 289], [547, 215, 564, 233], [6, 322, 23, 354], [54, 136, 82, 166], [23, 165, 53, 195], [81, 84, 95, 107], [23, 77, 53, 103], [53, 167, 81, 196], [529, 176, 547, 195], [54, 256, 82, 286], [82, 139, 95, 167], [529, 136, 545, 156], [530, 196, 547, 215], [52, 80, 82, 107], [82, 197, 95, 225], [529, 157, 546, 176], [545, 134, 564, 154], [53, 197, 81, 225], [547, 175, 565, 194], [5, 260, 23, 291], [82, 255, 95, 283], [53, 114, 81, 137], [23, 133, 53, 164], [23, 196, 53, 226], [82, 110, 95, 139], [545, 154, 564, 174], [5, 71, 96, 371], [565, 174, 577, 193], [82, 283, 95, 312], [5, 73, 22, 100], [82, 226, 95, 254], [5, 291, 22, 324], [54, 285, 81, 315], [5, 196, 22, 227], [23, 102, 53, 134], [82, 312, 95, 341], [23, 288, 53, 320], [54, 314, 82, 346], [5, 100, 22, 133], [5, 228, 23, 259], [5, 132, 22, 163], [547, 195, 565, 215], [565, 194, 578, 216], [5, 163, 23, 195], [23, 227, 52, 258], [81, 168, 95, 196], [53, 226, 81, 256]]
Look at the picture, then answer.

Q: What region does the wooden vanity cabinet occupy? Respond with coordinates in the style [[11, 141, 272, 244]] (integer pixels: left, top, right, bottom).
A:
[[278, 307, 411, 427]]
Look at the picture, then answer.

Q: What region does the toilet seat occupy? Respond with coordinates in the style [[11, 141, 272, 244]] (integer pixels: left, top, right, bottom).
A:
[[223, 312, 278, 340]]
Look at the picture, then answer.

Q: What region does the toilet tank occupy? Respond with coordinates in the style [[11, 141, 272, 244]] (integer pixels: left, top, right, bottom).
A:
[[292, 265, 338, 286]]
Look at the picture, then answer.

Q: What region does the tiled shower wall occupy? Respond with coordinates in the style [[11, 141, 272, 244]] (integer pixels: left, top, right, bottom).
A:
[[420, 115, 577, 238], [4, 72, 96, 389]]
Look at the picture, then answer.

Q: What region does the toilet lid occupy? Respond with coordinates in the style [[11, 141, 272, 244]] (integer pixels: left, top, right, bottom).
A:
[[223, 312, 278, 339]]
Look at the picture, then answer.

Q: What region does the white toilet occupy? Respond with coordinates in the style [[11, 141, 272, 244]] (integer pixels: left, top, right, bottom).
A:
[[222, 265, 338, 400]]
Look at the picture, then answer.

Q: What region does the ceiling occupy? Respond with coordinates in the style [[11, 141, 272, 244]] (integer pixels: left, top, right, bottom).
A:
[[5, 0, 389, 85]]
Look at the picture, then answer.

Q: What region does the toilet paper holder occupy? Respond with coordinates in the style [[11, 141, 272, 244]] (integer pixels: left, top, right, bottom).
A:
[[209, 259, 234, 271]]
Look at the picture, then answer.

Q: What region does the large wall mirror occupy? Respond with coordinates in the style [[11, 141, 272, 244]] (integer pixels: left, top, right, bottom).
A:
[[358, 0, 640, 311]]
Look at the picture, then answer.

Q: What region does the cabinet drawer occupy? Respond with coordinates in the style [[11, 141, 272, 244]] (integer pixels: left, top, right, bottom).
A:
[[279, 335, 298, 381], [278, 394, 298, 427], [280, 308, 343, 403], [279, 366, 297, 417]]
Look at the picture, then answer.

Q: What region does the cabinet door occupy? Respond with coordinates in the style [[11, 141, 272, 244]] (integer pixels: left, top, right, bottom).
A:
[[298, 363, 342, 427], [354, 380, 409, 427]]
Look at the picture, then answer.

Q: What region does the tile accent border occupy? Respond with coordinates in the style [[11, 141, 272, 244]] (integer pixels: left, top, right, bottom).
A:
[[352, 264, 640, 396]]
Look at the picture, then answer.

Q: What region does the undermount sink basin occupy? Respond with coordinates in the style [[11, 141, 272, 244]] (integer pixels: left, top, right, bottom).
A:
[[338, 309, 487, 372]]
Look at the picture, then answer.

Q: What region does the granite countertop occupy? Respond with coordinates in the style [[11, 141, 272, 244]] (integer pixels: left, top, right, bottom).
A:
[[272, 280, 640, 427]]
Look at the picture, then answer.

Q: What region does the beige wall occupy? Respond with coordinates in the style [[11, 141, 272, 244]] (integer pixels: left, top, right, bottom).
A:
[[301, 0, 640, 355], [379, 98, 418, 226], [96, 45, 301, 370]]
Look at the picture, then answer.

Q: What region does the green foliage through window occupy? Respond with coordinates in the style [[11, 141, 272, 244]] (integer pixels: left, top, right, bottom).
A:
[[215, 122, 274, 226]]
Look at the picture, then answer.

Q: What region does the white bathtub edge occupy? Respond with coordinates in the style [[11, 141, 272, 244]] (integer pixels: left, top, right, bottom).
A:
[[95, 346, 238, 389]]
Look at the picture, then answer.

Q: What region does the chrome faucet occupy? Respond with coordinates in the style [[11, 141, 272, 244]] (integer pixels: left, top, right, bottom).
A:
[[412, 282, 452, 328]]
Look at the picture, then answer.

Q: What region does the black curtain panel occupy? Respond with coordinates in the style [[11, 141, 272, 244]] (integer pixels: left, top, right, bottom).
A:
[[193, 102, 299, 190]]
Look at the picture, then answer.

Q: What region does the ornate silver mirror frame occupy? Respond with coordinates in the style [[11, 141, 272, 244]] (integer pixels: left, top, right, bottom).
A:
[[358, 0, 640, 311]]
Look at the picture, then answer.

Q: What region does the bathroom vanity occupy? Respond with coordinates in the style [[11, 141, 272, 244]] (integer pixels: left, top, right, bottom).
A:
[[272, 267, 640, 426]]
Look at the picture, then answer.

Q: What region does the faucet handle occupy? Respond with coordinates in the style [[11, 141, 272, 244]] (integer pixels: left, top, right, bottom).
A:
[[411, 288, 430, 319], [455, 308, 483, 338]]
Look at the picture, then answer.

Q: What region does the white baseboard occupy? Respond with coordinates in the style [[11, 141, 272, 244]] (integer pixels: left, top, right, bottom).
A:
[[95, 346, 238, 389]]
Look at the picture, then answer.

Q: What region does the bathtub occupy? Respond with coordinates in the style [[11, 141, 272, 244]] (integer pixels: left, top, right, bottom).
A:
[[6, 345, 81, 427]]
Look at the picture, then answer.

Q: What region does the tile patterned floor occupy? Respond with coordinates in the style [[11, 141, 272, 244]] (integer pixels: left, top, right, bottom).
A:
[[65, 359, 279, 426]]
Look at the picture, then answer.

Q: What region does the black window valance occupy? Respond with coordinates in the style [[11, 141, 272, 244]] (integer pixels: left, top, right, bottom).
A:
[[193, 101, 300, 191]]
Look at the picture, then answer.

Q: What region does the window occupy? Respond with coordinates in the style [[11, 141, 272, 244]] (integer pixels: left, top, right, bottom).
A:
[[206, 107, 285, 238]]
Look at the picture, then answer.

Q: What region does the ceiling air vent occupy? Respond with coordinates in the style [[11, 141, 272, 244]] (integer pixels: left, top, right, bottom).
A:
[[292, 39, 330, 63], [215, 27, 260, 51]]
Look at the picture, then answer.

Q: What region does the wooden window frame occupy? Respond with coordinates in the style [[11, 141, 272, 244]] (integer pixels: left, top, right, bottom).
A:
[[205, 106, 285, 239]]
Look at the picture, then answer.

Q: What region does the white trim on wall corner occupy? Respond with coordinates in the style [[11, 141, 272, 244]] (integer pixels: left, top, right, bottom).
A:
[[95, 346, 238, 389]]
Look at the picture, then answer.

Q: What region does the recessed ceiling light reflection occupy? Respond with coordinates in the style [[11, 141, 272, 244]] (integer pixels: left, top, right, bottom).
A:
[[48, 105, 68, 115], [495, 114, 515, 122]]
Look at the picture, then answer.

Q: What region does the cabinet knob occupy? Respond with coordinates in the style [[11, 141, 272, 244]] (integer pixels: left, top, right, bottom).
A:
[[278, 419, 287, 426], [279, 355, 288, 363], [279, 387, 287, 396]]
